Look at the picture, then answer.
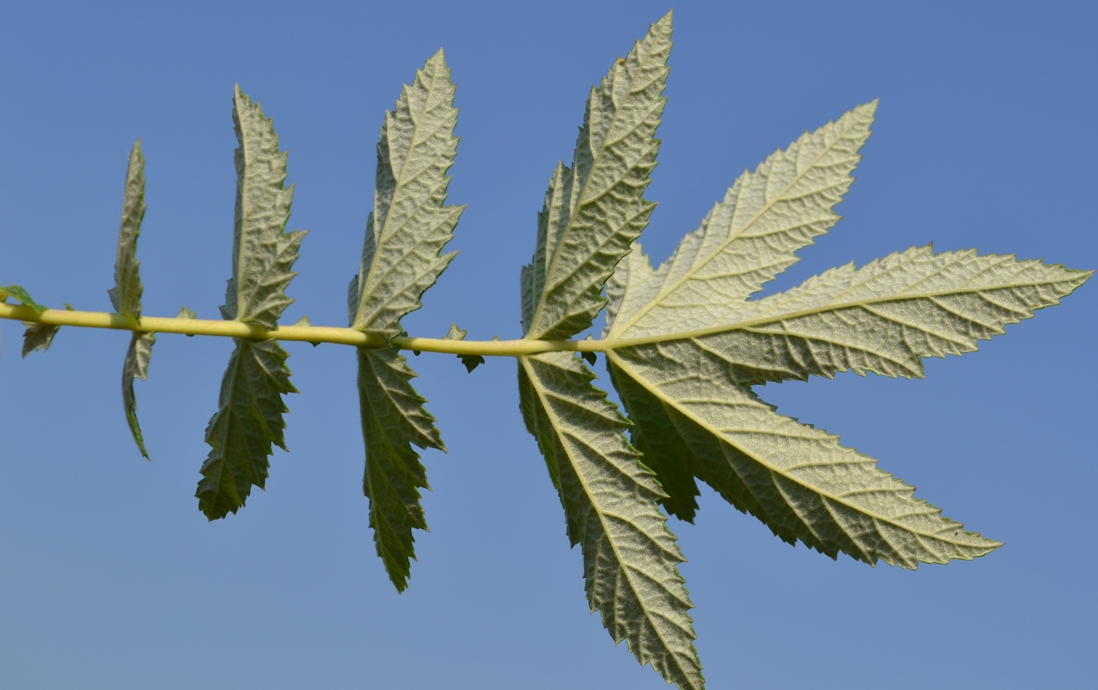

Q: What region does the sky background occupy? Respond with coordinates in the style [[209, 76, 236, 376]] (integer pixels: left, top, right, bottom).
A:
[[1, 1, 1095, 688]]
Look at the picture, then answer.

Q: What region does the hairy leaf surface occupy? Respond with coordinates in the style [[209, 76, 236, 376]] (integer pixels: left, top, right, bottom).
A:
[[357, 347, 443, 592], [109, 141, 155, 458], [518, 351, 701, 690], [349, 52, 460, 589], [517, 15, 702, 688], [522, 12, 671, 340], [350, 50, 463, 337], [198, 339, 296, 519], [201, 88, 303, 517], [108, 141, 148, 319], [122, 332, 156, 459], [220, 85, 305, 329], [602, 105, 1090, 558]]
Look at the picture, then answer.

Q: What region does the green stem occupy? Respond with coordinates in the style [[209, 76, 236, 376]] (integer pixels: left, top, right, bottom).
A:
[[0, 302, 604, 357]]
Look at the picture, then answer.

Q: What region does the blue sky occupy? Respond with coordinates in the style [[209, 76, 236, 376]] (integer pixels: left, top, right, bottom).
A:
[[1, 1, 1095, 688]]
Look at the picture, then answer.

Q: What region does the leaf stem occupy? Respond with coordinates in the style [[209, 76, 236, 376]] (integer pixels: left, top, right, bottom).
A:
[[0, 303, 603, 357]]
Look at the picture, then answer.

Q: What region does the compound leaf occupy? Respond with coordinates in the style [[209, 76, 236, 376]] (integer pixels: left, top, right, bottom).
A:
[[522, 11, 671, 340], [518, 351, 702, 690], [200, 87, 303, 517], [198, 339, 296, 519], [349, 51, 461, 589]]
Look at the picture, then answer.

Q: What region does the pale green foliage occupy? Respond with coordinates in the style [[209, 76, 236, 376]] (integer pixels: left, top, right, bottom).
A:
[[601, 105, 1088, 565], [349, 51, 461, 589], [199, 87, 303, 519], [21, 322, 59, 357], [521, 14, 670, 341], [519, 351, 702, 690], [518, 13, 702, 689], [0, 11, 1091, 690], [109, 141, 154, 459]]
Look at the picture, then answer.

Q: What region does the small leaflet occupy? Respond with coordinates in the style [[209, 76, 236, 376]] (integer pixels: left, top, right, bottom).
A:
[[442, 323, 483, 373], [122, 331, 156, 459], [199, 86, 304, 518], [22, 323, 60, 357], [2, 285, 48, 314], [109, 141, 156, 459]]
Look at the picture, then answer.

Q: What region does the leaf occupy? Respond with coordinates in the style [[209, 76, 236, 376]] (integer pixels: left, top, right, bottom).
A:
[[22, 323, 59, 357], [605, 101, 877, 340], [349, 50, 464, 337], [197, 339, 296, 519], [200, 87, 303, 518], [122, 331, 156, 459], [349, 52, 461, 588], [516, 15, 700, 688], [602, 104, 1091, 562], [108, 141, 156, 459], [176, 306, 196, 320], [2, 285, 47, 314], [108, 141, 148, 318], [522, 12, 671, 341], [518, 351, 702, 690], [442, 322, 483, 372], [220, 85, 306, 330], [357, 347, 443, 592]]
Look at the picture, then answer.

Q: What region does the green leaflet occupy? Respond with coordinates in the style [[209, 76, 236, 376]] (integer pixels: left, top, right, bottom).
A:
[[521, 12, 671, 341], [200, 87, 304, 518], [108, 141, 147, 319], [198, 339, 296, 519], [349, 50, 463, 336], [22, 322, 60, 357], [518, 352, 702, 690], [602, 104, 1091, 562], [517, 13, 701, 690], [357, 347, 443, 592], [1, 285, 48, 314], [604, 101, 877, 340], [349, 51, 461, 589], [122, 331, 156, 459], [220, 85, 306, 329], [109, 141, 155, 459]]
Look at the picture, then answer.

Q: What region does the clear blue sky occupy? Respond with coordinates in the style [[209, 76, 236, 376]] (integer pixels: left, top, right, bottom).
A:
[[1, 1, 1095, 688]]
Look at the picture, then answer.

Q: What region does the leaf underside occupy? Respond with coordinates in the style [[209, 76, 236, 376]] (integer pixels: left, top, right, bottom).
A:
[[602, 102, 1091, 569], [200, 86, 303, 517], [2, 285, 48, 314], [110, 141, 155, 458], [357, 347, 443, 592], [122, 331, 156, 459], [198, 338, 296, 519], [22, 322, 59, 357], [349, 50, 461, 589], [519, 352, 702, 689], [517, 13, 703, 690]]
